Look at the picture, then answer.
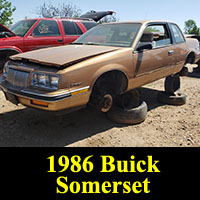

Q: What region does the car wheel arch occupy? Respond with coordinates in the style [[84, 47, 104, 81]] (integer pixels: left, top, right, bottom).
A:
[[90, 69, 129, 97], [0, 47, 22, 71], [0, 46, 22, 54], [185, 51, 195, 64]]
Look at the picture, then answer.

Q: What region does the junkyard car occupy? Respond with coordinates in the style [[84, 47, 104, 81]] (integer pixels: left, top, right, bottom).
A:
[[0, 20, 200, 123]]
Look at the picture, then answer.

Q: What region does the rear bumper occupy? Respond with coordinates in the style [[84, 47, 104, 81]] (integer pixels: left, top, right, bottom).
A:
[[0, 77, 90, 111]]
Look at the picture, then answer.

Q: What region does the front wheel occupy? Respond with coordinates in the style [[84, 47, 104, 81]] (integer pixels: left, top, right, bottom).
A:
[[100, 94, 113, 113]]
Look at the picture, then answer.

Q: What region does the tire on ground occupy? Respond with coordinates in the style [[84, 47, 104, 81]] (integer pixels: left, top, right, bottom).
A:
[[157, 91, 186, 106], [164, 75, 180, 94], [106, 101, 148, 125]]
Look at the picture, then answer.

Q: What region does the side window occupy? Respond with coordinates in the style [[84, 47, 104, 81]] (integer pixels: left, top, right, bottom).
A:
[[74, 23, 83, 35], [170, 24, 185, 43], [140, 24, 172, 48], [62, 21, 82, 35], [33, 20, 60, 37]]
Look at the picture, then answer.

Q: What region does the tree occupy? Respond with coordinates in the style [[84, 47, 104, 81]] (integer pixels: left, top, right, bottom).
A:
[[0, 0, 16, 26], [184, 19, 200, 35], [35, 2, 82, 18], [35, 2, 119, 23]]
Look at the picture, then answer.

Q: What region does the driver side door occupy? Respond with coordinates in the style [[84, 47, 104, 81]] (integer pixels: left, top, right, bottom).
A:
[[133, 23, 177, 78]]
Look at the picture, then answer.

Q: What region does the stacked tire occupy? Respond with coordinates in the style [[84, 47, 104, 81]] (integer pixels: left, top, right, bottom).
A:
[[157, 75, 186, 106], [106, 90, 148, 125]]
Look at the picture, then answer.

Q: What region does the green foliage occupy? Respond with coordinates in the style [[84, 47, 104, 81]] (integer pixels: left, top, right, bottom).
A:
[[184, 19, 200, 35], [0, 0, 16, 26], [36, 2, 118, 23]]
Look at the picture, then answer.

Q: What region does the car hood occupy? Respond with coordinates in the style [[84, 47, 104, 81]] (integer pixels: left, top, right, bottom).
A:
[[11, 44, 121, 67], [0, 24, 16, 36]]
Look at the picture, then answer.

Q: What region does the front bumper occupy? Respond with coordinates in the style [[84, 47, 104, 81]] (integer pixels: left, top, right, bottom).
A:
[[0, 77, 90, 111]]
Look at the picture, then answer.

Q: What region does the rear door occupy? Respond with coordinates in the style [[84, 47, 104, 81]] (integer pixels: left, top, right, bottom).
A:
[[24, 19, 64, 51], [61, 20, 83, 44], [133, 23, 177, 77]]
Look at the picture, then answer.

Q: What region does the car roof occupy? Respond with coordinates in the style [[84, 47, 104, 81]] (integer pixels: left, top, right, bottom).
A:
[[102, 20, 175, 25], [21, 18, 96, 22]]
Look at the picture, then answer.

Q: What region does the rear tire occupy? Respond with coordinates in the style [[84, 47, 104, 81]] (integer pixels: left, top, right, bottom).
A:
[[157, 91, 186, 106], [164, 75, 180, 94]]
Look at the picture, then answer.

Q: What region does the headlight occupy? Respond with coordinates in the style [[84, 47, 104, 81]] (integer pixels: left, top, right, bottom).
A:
[[3, 62, 9, 77], [32, 72, 59, 90]]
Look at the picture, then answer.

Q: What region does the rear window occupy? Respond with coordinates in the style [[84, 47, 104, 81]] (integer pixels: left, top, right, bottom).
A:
[[62, 21, 83, 35], [81, 21, 97, 30]]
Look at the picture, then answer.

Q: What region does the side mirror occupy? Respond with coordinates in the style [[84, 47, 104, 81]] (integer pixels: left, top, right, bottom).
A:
[[29, 32, 34, 37], [137, 43, 153, 52]]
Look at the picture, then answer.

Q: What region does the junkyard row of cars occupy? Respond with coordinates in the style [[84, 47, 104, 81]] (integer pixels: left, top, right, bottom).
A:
[[0, 13, 200, 124]]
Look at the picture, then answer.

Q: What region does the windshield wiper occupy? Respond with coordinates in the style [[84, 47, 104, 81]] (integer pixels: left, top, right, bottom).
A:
[[69, 42, 83, 45], [69, 42, 101, 45], [84, 42, 101, 45]]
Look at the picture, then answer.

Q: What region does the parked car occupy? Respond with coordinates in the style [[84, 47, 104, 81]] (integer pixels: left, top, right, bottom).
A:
[[1, 20, 200, 124], [0, 18, 97, 70]]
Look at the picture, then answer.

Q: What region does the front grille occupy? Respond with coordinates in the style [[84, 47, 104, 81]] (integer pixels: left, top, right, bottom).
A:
[[7, 68, 29, 88]]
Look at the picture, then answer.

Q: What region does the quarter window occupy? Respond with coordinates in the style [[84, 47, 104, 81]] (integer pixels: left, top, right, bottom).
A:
[[33, 20, 60, 37], [170, 24, 185, 43]]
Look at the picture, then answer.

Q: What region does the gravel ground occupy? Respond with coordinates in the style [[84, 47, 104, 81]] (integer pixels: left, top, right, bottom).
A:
[[0, 65, 199, 147]]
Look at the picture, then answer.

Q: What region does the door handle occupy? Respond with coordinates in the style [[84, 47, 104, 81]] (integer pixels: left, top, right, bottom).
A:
[[57, 39, 63, 42], [168, 50, 174, 56]]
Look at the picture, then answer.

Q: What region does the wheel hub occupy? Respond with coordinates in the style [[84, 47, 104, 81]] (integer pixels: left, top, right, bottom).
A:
[[101, 94, 113, 112]]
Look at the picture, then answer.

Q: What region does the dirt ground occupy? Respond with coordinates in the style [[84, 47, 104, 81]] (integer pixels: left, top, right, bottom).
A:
[[0, 65, 199, 147]]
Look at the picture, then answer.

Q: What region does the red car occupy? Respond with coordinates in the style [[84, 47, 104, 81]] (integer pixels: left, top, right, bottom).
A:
[[0, 18, 97, 70]]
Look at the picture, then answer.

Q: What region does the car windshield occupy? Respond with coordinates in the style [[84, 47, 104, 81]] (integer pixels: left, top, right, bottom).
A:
[[10, 20, 37, 36], [74, 23, 141, 47]]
